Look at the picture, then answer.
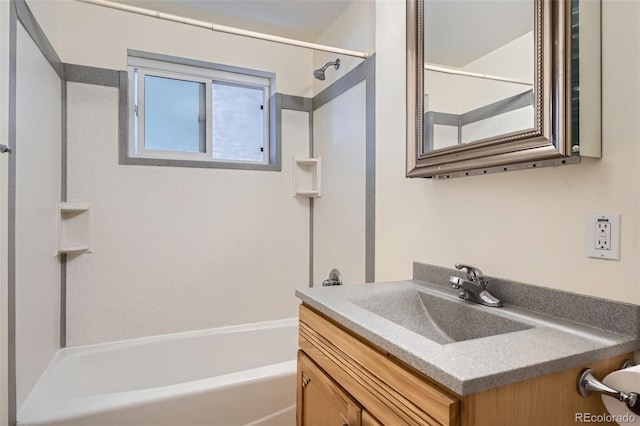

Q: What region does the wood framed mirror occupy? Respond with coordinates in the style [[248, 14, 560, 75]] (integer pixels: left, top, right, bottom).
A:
[[406, 0, 601, 179]]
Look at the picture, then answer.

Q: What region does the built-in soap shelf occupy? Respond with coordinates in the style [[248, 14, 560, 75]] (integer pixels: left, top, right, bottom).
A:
[[57, 203, 92, 254], [293, 157, 321, 198]]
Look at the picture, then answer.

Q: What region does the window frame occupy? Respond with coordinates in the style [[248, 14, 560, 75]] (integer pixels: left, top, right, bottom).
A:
[[126, 52, 276, 170], [210, 78, 270, 164], [134, 67, 213, 161]]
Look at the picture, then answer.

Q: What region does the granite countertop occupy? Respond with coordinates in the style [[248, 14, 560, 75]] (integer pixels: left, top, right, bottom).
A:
[[295, 267, 640, 396]]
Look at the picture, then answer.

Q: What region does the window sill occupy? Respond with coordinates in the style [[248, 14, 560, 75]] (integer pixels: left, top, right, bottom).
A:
[[119, 155, 281, 171]]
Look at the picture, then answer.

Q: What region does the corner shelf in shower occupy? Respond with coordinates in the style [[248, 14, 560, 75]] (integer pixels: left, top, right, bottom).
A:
[[57, 203, 92, 254], [293, 157, 321, 198]]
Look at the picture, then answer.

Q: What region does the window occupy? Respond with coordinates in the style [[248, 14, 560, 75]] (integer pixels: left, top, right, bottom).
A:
[[128, 54, 275, 169]]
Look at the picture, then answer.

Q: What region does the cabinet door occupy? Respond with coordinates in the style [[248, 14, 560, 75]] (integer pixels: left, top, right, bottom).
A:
[[362, 411, 382, 426], [297, 351, 362, 426]]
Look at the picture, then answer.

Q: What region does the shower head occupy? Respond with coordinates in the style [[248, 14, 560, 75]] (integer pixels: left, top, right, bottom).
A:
[[313, 58, 340, 81], [313, 69, 326, 81]]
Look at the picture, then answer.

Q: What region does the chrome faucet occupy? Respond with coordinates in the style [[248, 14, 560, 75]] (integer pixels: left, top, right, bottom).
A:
[[448, 263, 503, 308]]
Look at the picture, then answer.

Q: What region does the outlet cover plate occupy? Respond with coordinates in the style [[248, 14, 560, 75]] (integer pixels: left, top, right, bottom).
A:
[[587, 213, 621, 260]]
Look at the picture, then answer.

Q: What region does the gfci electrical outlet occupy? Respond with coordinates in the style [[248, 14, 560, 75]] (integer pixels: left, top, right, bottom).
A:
[[587, 214, 621, 260]]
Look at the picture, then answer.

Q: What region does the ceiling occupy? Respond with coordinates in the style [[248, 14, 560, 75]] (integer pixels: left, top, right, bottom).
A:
[[112, 0, 354, 42], [425, 0, 534, 67]]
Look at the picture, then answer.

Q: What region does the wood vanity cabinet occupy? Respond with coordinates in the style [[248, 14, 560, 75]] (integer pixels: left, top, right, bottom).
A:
[[298, 351, 378, 426], [297, 304, 631, 426]]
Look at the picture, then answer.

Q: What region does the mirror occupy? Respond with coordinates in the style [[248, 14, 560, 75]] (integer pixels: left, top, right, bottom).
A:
[[406, 0, 601, 178], [424, 1, 535, 151]]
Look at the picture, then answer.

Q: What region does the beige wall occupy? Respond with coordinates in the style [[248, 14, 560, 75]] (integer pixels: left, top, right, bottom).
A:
[[376, 0, 640, 306], [54, 0, 313, 97], [24, 0, 61, 53], [313, 0, 375, 93]]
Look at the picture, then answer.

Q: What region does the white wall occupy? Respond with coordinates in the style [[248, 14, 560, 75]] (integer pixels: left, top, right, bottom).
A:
[[55, 1, 313, 97], [0, 2, 10, 424], [66, 83, 311, 345], [313, 0, 375, 93], [313, 82, 367, 286], [376, 0, 640, 305], [15, 23, 62, 408]]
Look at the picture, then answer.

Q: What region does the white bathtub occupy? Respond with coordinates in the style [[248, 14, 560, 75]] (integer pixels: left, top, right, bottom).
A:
[[18, 318, 298, 426]]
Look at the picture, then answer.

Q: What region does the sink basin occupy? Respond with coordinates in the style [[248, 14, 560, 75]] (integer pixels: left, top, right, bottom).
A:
[[348, 286, 532, 345]]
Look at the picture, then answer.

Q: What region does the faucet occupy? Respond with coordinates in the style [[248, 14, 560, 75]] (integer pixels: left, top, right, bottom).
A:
[[322, 269, 342, 287], [448, 263, 502, 308]]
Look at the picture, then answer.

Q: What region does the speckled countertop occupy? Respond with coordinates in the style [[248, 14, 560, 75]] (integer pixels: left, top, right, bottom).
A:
[[295, 265, 640, 396]]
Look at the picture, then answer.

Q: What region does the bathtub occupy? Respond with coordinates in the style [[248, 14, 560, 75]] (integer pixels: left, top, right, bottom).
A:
[[18, 318, 298, 426]]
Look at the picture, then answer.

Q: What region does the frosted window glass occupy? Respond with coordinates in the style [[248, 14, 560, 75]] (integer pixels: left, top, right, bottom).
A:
[[144, 75, 206, 153], [212, 83, 264, 162]]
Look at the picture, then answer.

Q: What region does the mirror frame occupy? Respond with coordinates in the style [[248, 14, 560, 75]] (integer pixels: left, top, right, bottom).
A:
[[407, 0, 578, 178]]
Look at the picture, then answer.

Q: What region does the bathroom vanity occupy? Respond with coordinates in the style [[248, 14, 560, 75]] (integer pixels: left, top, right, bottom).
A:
[[295, 264, 640, 425]]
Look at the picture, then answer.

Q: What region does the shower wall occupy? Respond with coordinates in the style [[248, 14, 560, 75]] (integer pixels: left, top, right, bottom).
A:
[[66, 85, 310, 345], [55, 1, 314, 346], [16, 0, 376, 347], [0, 2, 9, 421], [14, 21, 62, 409], [311, 3, 375, 286], [313, 81, 368, 285]]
